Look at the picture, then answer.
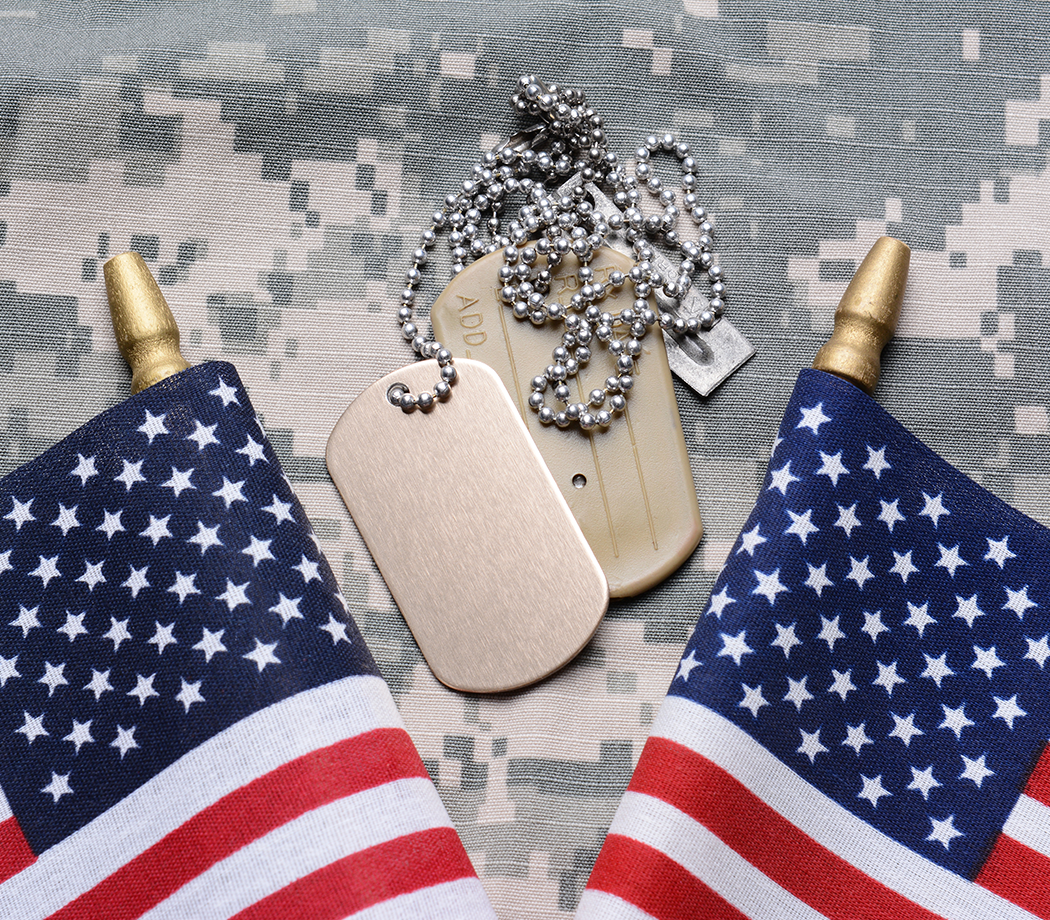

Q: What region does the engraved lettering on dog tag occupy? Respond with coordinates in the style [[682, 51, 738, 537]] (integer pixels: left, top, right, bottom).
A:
[[326, 358, 609, 693], [432, 248, 702, 597]]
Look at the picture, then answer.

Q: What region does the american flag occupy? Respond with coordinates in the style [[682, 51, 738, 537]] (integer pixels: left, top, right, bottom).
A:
[[0, 362, 495, 919], [578, 368, 1050, 920]]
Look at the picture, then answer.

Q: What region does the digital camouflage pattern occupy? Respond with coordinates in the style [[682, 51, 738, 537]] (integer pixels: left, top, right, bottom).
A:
[[2, 1, 1050, 915]]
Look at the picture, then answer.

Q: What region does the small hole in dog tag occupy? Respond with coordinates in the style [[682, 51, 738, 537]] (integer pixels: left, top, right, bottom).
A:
[[327, 358, 609, 693]]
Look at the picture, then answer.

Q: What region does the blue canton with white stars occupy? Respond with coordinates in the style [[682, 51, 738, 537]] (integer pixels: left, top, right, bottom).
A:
[[0, 362, 375, 854], [672, 369, 1050, 880]]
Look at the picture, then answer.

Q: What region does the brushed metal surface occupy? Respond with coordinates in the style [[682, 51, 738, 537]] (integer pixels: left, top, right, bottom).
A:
[[326, 358, 609, 693]]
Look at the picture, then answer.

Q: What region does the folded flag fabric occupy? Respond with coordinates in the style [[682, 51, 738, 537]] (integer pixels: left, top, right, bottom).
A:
[[578, 368, 1050, 920], [0, 361, 495, 920]]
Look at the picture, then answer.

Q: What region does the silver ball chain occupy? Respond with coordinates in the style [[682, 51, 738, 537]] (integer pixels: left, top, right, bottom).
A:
[[393, 75, 729, 430]]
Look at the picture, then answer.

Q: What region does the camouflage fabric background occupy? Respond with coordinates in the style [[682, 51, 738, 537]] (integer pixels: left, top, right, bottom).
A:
[[2, 1, 1050, 915]]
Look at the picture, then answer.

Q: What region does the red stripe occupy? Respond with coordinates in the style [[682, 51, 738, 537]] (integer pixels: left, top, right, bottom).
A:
[[49, 727, 429, 920], [588, 833, 747, 920], [623, 736, 944, 920], [230, 826, 476, 920], [0, 815, 36, 883], [976, 834, 1050, 919], [1022, 744, 1050, 807]]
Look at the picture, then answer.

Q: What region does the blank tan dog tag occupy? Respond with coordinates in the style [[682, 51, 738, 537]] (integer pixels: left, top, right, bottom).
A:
[[327, 358, 609, 693]]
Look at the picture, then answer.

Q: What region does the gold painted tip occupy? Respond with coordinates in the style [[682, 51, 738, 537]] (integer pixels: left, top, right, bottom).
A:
[[811, 236, 910, 396], [104, 251, 192, 394]]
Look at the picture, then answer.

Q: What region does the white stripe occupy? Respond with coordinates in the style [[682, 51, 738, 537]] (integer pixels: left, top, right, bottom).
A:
[[0, 784, 12, 822], [606, 791, 828, 920], [1003, 793, 1050, 858], [651, 696, 1038, 920], [143, 777, 449, 920], [347, 877, 498, 920], [574, 889, 658, 920], [0, 674, 408, 919]]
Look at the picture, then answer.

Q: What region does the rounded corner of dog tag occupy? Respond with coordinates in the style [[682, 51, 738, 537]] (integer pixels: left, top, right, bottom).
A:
[[326, 357, 610, 693]]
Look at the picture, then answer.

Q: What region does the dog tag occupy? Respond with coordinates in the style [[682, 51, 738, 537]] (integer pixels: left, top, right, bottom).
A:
[[327, 358, 609, 693], [432, 248, 702, 597]]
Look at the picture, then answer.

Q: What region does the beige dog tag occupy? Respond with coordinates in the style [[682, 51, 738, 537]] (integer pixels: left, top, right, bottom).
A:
[[327, 358, 609, 693], [432, 248, 702, 597]]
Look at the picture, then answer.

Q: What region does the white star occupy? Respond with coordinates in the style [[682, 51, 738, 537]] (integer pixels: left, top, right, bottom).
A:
[[834, 503, 862, 538], [861, 610, 889, 642], [815, 451, 849, 487], [845, 556, 874, 589], [77, 559, 106, 592], [57, 611, 88, 642], [186, 420, 220, 451], [858, 774, 892, 808], [242, 535, 275, 567], [319, 613, 351, 645], [972, 645, 1006, 679], [83, 668, 114, 700], [707, 585, 735, 618], [4, 497, 35, 530], [70, 453, 98, 485], [771, 622, 801, 658], [188, 522, 223, 555], [148, 622, 178, 655], [935, 544, 968, 577], [103, 617, 132, 651], [877, 499, 905, 532], [676, 650, 700, 681], [270, 593, 303, 626], [842, 723, 873, 755], [38, 662, 67, 696], [127, 673, 159, 706], [927, 815, 963, 850], [139, 514, 173, 547], [737, 524, 767, 556], [888, 712, 924, 746], [0, 654, 19, 687], [889, 550, 919, 584], [918, 492, 950, 528], [804, 563, 833, 597], [217, 579, 251, 611], [784, 676, 813, 711], [984, 536, 1016, 569], [193, 627, 228, 662], [16, 711, 48, 744], [51, 503, 80, 536], [262, 494, 295, 525], [1025, 635, 1050, 668], [237, 435, 267, 466], [30, 554, 61, 589], [243, 638, 281, 672], [863, 445, 891, 479], [41, 772, 73, 803], [921, 652, 955, 688], [873, 660, 906, 696], [114, 459, 147, 492], [907, 765, 941, 800], [210, 376, 240, 406], [212, 478, 247, 509], [797, 402, 831, 434], [718, 631, 753, 666], [293, 555, 321, 583], [953, 594, 985, 628], [111, 725, 139, 759], [959, 754, 994, 788], [752, 568, 789, 604], [785, 509, 819, 544], [162, 466, 196, 497], [123, 565, 150, 598], [10, 605, 40, 637], [739, 684, 768, 718], [767, 462, 800, 496], [1004, 585, 1037, 619], [939, 703, 975, 739], [64, 720, 94, 754], [0, 549, 11, 576], [828, 668, 857, 701], [175, 678, 206, 713], [817, 615, 846, 651], [138, 410, 169, 443], [993, 695, 1026, 729], [96, 509, 125, 540], [798, 728, 828, 763]]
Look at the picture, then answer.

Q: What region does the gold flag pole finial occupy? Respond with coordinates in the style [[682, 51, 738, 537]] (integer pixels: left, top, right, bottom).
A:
[[104, 251, 192, 394], [811, 236, 910, 396]]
